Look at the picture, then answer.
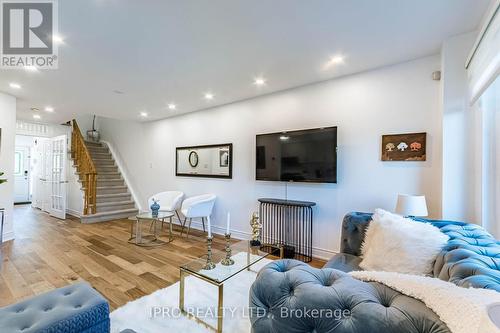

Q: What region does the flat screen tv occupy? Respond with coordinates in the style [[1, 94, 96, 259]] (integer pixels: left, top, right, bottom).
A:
[[256, 127, 337, 183]]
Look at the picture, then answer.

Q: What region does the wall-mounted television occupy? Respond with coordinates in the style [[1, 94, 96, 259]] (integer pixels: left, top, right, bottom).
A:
[[256, 127, 337, 183]]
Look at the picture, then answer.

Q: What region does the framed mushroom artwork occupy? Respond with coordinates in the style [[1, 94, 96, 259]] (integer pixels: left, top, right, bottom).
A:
[[381, 132, 426, 161]]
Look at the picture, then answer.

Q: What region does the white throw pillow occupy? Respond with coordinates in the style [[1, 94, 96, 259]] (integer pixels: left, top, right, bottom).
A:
[[359, 209, 449, 275]]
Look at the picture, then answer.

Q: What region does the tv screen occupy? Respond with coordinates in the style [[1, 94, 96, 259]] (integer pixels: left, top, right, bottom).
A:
[[256, 127, 337, 183]]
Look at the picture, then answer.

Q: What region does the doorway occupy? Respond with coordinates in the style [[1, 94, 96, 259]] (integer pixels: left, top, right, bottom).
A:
[[14, 138, 33, 204], [15, 134, 68, 219], [14, 146, 30, 203]]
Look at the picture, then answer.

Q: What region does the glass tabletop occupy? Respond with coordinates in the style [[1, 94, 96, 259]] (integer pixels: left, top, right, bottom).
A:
[[181, 240, 280, 283], [136, 211, 174, 220]]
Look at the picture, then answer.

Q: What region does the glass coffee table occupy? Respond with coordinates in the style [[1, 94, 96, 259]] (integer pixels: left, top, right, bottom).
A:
[[179, 240, 283, 333], [128, 211, 174, 246]]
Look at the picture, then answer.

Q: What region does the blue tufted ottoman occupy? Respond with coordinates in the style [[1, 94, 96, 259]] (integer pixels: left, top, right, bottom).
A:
[[0, 282, 110, 333]]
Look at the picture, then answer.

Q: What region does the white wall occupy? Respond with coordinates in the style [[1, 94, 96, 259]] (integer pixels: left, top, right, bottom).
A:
[[99, 55, 442, 258], [441, 32, 478, 223], [15, 135, 36, 147], [74, 114, 98, 137], [0, 92, 16, 242]]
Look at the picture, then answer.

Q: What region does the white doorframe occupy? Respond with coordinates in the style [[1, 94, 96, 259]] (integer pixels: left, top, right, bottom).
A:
[[14, 146, 31, 203], [49, 135, 68, 219]]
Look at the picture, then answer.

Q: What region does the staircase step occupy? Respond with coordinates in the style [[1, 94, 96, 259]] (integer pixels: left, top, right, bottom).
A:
[[89, 152, 112, 159], [84, 140, 103, 147], [98, 179, 124, 186], [97, 193, 132, 203], [77, 172, 121, 180], [81, 179, 124, 186], [95, 165, 119, 172], [84, 185, 128, 195], [87, 146, 109, 154], [93, 159, 115, 166], [80, 208, 139, 224], [96, 200, 135, 213], [97, 173, 121, 180]]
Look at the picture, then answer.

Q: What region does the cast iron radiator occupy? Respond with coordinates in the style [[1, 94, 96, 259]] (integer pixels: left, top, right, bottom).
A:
[[258, 198, 315, 262]]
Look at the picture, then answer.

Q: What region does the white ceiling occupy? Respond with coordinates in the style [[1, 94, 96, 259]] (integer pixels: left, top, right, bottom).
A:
[[0, 0, 491, 124]]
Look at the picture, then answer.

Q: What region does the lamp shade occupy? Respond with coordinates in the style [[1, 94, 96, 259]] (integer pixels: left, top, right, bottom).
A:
[[395, 194, 428, 217]]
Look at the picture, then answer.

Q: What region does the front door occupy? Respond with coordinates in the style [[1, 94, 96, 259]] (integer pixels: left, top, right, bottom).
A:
[[14, 146, 30, 203], [49, 135, 67, 219]]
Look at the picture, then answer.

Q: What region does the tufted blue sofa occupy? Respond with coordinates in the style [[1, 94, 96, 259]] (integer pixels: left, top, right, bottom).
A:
[[0, 282, 110, 333], [250, 212, 500, 333]]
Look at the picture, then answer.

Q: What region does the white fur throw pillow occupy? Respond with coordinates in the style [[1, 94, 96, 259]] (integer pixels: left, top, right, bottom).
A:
[[359, 209, 449, 275]]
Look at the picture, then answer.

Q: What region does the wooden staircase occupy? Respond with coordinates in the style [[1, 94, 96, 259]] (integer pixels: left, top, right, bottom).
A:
[[71, 120, 137, 223]]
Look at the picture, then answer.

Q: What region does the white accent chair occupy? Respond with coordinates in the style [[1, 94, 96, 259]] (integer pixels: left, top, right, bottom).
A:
[[180, 194, 217, 238], [147, 191, 185, 230]]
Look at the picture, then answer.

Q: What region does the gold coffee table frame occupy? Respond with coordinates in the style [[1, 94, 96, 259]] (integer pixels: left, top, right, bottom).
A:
[[128, 211, 175, 246], [179, 241, 283, 333]]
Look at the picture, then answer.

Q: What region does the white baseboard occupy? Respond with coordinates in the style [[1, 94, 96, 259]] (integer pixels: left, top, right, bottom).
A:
[[183, 219, 251, 240], [185, 219, 336, 261], [1, 230, 15, 243], [66, 208, 82, 218], [311, 247, 337, 261]]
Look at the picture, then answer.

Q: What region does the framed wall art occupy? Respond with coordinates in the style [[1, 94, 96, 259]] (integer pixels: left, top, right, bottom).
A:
[[176, 143, 233, 178], [381, 132, 426, 161]]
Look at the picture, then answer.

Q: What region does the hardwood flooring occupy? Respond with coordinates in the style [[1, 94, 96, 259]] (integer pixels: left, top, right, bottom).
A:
[[0, 205, 325, 310]]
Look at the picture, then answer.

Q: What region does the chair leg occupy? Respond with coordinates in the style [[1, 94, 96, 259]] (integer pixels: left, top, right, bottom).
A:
[[175, 210, 182, 225], [181, 217, 187, 235], [149, 220, 154, 233], [186, 218, 192, 238], [202, 217, 206, 233]]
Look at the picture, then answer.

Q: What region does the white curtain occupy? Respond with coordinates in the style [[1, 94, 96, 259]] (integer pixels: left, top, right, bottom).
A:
[[467, 2, 500, 104], [467, 1, 500, 237], [477, 78, 500, 237]]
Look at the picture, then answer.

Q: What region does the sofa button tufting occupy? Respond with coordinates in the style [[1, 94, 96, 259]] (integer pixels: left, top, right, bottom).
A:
[[75, 304, 82, 309], [16, 309, 24, 313], [64, 292, 71, 296]]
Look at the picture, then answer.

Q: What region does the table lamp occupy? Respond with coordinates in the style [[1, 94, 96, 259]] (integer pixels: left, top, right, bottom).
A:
[[395, 194, 428, 217]]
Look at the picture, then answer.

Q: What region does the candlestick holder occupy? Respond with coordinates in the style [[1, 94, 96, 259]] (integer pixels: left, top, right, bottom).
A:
[[203, 236, 216, 270], [221, 233, 234, 266]]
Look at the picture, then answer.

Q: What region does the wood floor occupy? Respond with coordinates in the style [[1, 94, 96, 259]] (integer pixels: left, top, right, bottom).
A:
[[0, 205, 325, 310]]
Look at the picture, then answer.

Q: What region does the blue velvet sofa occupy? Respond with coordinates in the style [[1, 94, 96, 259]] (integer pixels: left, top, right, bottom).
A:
[[0, 282, 110, 333], [250, 212, 500, 333]]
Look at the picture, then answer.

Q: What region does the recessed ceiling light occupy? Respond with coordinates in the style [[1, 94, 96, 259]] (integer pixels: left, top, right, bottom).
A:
[[324, 55, 345, 69], [33, 114, 41, 120], [9, 82, 21, 89], [52, 34, 64, 44], [168, 103, 176, 110], [24, 65, 38, 72], [254, 78, 266, 86], [45, 106, 54, 112], [329, 56, 344, 64], [204, 93, 214, 100], [140, 111, 148, 117]]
